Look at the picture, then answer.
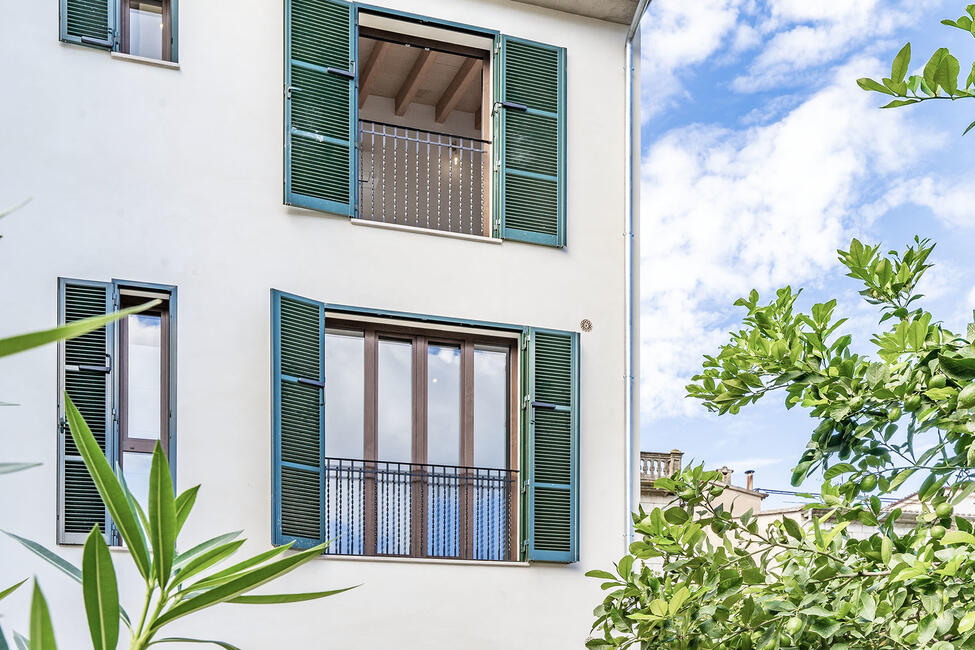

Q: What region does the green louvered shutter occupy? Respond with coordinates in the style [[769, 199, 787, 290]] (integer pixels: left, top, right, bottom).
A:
[[284, 0, 357, 216], [58, 279, 116, 545], [271, 290, 326, 549], [525, 328, 578, 562], [496, 36, 566, 247], [59, 0, 115, 49]]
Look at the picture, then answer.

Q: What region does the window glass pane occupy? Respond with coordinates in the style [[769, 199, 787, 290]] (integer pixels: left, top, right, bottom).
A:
[[128, 0, 163, 60], [474, 347, 507, 469], [127, 314, 162, 441], [427, 344, 460, 467], [378, 339, 412, 463], [122, 452, 152, 514], [325, 330, 364, 459]]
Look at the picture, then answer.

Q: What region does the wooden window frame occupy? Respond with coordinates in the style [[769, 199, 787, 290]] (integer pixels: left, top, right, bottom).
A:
[[118, 291, 171, 459], [326, 315, 520, 560], [119, 0, 173, 62]]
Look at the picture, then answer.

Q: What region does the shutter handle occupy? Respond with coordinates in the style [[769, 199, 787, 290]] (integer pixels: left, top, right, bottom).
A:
[[531, 401, 558, 410], [326, 67, 355, 80], [81, 35, 114, 49], [499, 101, 528, 112], [297, 377, 326, 389]]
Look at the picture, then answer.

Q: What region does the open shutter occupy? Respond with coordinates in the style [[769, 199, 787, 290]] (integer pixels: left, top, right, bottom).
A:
[[525, 328, 578, 562], [271, 290, 326, 549], [59, 0, 115, 49], [496, 36, 566, 247], [58, 279, 116, 545], [284, 0, 357, 216]]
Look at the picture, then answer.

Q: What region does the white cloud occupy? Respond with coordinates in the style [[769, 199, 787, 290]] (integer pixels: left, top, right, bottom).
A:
[[732, 0, 941, 92], [640, 60, 941, 421], [640, 0, 746, 119]]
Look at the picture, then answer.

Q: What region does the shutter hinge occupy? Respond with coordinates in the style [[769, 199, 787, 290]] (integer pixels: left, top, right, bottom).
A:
[[521, 539, 529, 553], [285, 86, 293, 99], [522, 334, 530, 350], [522, 395, 530, 410], [521, 480, 529, 494]]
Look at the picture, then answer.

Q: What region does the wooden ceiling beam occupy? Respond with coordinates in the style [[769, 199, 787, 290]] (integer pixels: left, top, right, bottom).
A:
[[358, 41, 390, 109], [435, 58, 480, 124], [394, 49, 436, 116]]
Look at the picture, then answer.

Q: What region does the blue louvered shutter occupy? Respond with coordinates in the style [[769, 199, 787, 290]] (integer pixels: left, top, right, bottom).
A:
[[525, 328, 578, 562], [59, 0, 115, 49], [496, 36, 566, 247], [58, 279, 116, 545], [271, 290, 326, 549], [284, 0, 357, 216]]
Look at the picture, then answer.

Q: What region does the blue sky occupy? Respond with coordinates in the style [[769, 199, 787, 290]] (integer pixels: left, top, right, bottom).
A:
[[638, 0, 975, 507]]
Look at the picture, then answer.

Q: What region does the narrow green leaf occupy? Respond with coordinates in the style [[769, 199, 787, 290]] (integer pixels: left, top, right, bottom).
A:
[[178, 543, 285, 591], [147, 639, 240, 650], [964, 119, 975, 136], [173, 532, 243, 572], [227, 586, 356, 604], [585, 570, 618, 581], [0, 579, 27, 602], [175, 486, 200, 535], [881, 536, 893, 565], [0, 301, 158, 358], [148, 443, 177, 587], [64, 395, 151, 580], [28, 581, 56, 650], [0, 623, 10, 650], [0, 463, 41, 475], [81, 528, 119, 650], [4, 532, 81, 583], [891, 42, 911, 83], [172, 541, 246, 588], [13, 632, 28, 650], [152, 544, 327, 629], [880, 99, 920, 109]]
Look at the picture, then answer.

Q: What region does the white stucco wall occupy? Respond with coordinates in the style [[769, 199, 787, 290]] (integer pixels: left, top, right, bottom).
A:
[[0, 0, 629, 647]]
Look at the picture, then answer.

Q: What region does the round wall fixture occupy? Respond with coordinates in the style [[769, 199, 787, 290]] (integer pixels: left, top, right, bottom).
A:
[[580, 319, 593, 332]]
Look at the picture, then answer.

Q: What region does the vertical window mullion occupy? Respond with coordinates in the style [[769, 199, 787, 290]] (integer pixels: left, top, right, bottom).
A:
[[412, 335, 427, 558], [460, 339, 474, 559], [363, 327, 378, 556]]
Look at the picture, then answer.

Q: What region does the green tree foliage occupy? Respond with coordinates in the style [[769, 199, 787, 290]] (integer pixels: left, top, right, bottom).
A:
[[589, 238, 975, 648], [859, 5, 975, 134]]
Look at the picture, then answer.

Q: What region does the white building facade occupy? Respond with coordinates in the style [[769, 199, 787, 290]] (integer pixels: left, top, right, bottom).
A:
[[0, 0, 643, 646]]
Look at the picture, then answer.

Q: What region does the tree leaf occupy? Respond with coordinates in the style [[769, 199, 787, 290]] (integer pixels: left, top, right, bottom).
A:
[[585, 570, 618, 581], [0, 579, 27, 603], [924, 48, 949, 93], [824, 463, 856, 480], [936, 52, 961, 95], [940, 354, 975, 379], [783, 517, 803, 541], [960, 611, 975, 634], [64, 395, 151, 581], [0, 301, 158, 358], [857, 78, 894, 94], [668, 587, 690, 616], [81, 528, 119, 650], [964, 119, 975, 136], [891, 42, 911, 83], [148, 443, 177, 587], [880, 99, 919, 108], [151, 543, 329, 629], [173, 532, 243, 573], [227, 587, 356, 604], [29, 581, 57, 650], [0, 463, 41, 475], [177, 542, 283, 590], [941, 530, 975, 545], [171, 541, 246, 589]]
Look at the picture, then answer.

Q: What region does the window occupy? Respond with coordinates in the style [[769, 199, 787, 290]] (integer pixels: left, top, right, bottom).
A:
[[59, 0, 178, 63], [57, 279, 176, 545], [283, 1, 566, 247], [271, 290, 580, 563]]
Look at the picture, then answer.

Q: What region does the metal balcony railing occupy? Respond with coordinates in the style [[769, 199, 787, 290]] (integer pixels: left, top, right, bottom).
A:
[[357, 120, 489, 236], [323, 458, 518, 562]]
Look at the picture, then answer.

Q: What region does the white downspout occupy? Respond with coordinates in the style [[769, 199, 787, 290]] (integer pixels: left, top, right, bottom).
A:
[[624, 0, 651, 554]]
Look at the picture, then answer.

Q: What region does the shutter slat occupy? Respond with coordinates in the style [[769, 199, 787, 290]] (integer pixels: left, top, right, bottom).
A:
[[527, 328, 578, 562], [272, 291, 326, 549], [59, 279, 114, 544], [498, 37, 565, 247], [285, 0, 356, 215]]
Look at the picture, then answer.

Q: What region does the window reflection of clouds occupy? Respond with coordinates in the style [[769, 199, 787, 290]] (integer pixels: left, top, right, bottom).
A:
[[325, 330, 364, 459], [128, 314, 161, 441], [474, 348, 507, 469], [378, 339, 412, 463], [427, 345, 460, 466]]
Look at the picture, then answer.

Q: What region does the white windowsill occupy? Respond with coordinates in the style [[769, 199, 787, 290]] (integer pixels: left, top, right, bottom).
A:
[[110, 51, 180, 70], [350, 218, 502, 245]]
